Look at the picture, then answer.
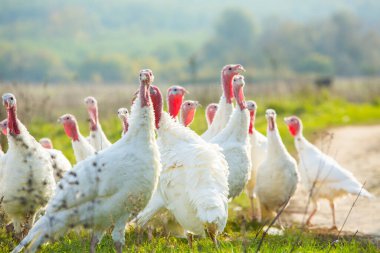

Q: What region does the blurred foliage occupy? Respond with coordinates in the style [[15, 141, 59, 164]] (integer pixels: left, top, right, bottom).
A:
[[0, 1, 380, 84]]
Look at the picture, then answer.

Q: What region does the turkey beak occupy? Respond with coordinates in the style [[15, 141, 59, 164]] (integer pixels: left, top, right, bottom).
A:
[[57, 117, 63, 124], [196, 102, 201, 108], [284, 117, 291, 125], [236, 65, 246, 73], [183, 88, 190, 94]]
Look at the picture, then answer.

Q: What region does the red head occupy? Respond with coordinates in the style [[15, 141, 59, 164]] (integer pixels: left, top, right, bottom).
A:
[[39, 138, 53, 149], [58, 114, 80, 141], [284, 116, 302, 137], [0, 119, 8, 135], [2, 93, 20, 135], [84, 96, 98, 131], [167, 86, 188, 118], [181, 100, 199, 127], [232, 74, 247, 110], [139, 69, 154, 108], [265, 109, 277, 132], [221, 64, 245, 104], [246, 101, 257, 134], [206, 103, 218, 126], [117, 107, 129, 134], [149, 85, 163, 129]]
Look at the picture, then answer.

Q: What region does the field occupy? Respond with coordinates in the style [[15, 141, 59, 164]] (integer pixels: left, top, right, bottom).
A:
[[0, 79, 380, 252]]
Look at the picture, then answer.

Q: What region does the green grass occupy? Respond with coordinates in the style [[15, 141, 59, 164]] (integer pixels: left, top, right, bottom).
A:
[[1, 89, 380, 252]]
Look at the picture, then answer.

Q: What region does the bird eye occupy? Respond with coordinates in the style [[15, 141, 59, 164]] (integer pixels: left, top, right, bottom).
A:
[[187, 103, 191, 106], [228, 67, 232, 71], [10, 97, 13, 100], [66, 117, 69, 120]]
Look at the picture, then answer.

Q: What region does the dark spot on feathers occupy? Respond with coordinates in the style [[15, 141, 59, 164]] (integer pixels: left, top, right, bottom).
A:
[[20, 197, 27, 205], [69, 171, 77, 177], [23, 159, 27, 163], [97, 168, 101, 173], [42, 180, 48, 186], [96, 177, 100, 182], [44, 234, 49, 239], [27, 178, 32, 186], [50, 154, 56, 159], [93, 162, 97, 167], [58, 184, 63, 189]]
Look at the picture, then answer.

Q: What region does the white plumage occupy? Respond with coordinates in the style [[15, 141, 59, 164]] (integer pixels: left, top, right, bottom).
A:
[[138, 85, 229, 245], [255, 109, 299, 220], [12, 70, 161, 253], [210, 75, 251, 199], [284, 116, 373, 228], [84, 96, 112, 151], [58, 114, 95, 163], [39, 138, 72, 183], [0, 93, 56, 236], [244, 101, 267, 220], [201, 64, 245, 141]]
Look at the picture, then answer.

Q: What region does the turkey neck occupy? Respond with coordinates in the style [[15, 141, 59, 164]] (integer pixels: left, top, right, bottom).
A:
[[248, 111, 255, 134], [267, 121, 287, 156], [88, 107, 98, 131], [233, 84, 246, 111], [122, 117, 129, 134], [222, 72, 234, 104], [140, 81, 151, 108], [7, 106, 20, 135], [181, 109, 195, 127]]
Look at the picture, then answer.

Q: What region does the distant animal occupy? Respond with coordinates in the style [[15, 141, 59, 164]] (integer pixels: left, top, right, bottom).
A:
[[255, 109, 299, 221], [284, 116, 373, 229], [84, 96, 112, 151], [58, 114, 95, 163], [205, 103, 218, 127], [167, 86, 188, 120], [117, 108, 129, 136], [180, 100, 199, 127]]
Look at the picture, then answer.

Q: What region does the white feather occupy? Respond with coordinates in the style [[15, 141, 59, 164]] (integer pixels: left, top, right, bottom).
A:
[[12, 93, 161, 253], [87, 124, 112, 151], [138, 112, 229, 236], [210, 107, 251, 199], [72, 134, 95, 163], [1, 121, 56, 233], [201, 96, 233, 141]]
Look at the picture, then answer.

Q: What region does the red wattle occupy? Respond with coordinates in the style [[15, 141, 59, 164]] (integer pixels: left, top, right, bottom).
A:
[[183, 109, 196, 127], [222, 74, 234, 104], [249, 111, 255, 134], [7, 107, 20, 135], [168, 95, 183, 118], [288, 125, 298, 137], [63, 122, 79, 141]]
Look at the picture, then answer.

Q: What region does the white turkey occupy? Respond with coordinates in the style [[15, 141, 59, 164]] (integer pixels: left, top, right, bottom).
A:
[[244, 101, 267, 220], [84, 96, 112, 151], [12, 69, 161, 253], [209, 74, 251, 199], [255, 109, 299, 221], [58, 114, 95, 163], [137, 82, 229, 247], [0, 93, 56, 238], [167, 85, 188, 120], [117, 107, 129, 136], [284, 116, 373, 228], [201, 64, 245, 141], [180, 100, 199, 127], [205, 103, 218, 127], [39, 138, 72, 182]]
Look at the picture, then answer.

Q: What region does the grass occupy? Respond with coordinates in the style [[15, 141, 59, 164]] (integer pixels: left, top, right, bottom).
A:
[[0, 84, 380, 252]]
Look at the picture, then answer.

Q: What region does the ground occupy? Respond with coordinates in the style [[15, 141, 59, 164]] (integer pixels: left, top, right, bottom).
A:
[[284, 125, 380, 238]]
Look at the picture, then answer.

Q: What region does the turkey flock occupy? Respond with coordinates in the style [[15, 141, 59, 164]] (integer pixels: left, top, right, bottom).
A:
[[0, 66, 373, 253]]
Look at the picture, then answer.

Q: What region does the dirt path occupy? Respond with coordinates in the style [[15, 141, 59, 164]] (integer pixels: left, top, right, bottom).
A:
[[283, 125, 380, 236]]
